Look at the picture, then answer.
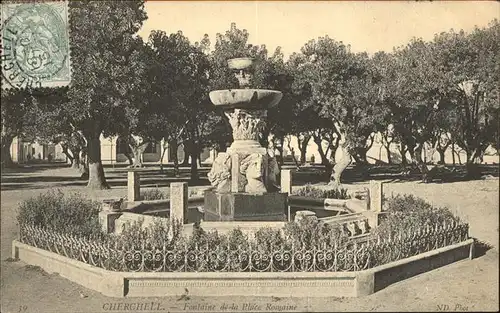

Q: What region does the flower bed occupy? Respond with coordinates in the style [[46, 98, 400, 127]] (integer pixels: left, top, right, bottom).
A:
[[16, 191, 471, 274], [14, 191, 474, 297], [293, 185, 350, 199], [18, 219, 469, 273]]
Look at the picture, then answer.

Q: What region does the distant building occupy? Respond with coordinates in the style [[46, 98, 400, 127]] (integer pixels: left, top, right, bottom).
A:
[[9, 137, 66, 164], [9, 135, 216, 165], [99, 135, 216, 165]]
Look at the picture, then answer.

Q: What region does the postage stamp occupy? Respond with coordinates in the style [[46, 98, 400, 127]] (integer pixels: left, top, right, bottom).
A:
[[1, 1, 71, 89]]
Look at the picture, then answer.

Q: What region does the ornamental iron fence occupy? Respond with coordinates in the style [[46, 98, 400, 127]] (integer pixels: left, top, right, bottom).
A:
[[19, 221, 469, 273]]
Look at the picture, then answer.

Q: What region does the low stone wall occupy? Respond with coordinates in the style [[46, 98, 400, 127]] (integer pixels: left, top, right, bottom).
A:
[[182, 221, 287, 238], [125, 196, 204, 214], [110, 210, 203, 235], [12, 238, 474, 298]]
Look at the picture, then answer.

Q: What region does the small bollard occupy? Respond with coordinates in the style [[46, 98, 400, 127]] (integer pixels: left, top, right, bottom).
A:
[[280, 169, 292, 195], [369, 180, 383, 212], [128, 171, 140, 202], [170, 182, 188, 224]]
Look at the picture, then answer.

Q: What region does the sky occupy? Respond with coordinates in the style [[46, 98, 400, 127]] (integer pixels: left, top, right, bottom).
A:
[[138, 1, 499, 58]]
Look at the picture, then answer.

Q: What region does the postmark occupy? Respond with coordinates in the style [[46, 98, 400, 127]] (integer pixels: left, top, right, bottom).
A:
[[1, 1, 71, 89]]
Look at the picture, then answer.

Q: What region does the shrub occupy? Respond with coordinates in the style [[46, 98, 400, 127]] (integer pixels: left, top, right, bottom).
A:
[[323, 188, 350, 199], [254, 227, 286, 250], [17, 190, 102, 237], [188, 223, 227, 250], [283, 217, 349, 249], [372, 194, 461, 238], [141, 188, 167, 200], [112, 218, 184, 249], [294, 184, 350, 199]]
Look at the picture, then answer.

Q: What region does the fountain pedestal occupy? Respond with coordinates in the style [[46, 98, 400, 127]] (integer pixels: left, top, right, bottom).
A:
[[204, 57, 286, 222], [203, 191, 287, 221]]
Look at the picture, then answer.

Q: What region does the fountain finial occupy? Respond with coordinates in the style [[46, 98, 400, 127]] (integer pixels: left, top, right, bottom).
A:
[[228, 57, 254, 88]]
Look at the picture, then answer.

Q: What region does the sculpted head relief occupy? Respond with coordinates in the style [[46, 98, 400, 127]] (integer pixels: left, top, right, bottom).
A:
[[240, 153, 266, 194], [207, 153, 231, 193]]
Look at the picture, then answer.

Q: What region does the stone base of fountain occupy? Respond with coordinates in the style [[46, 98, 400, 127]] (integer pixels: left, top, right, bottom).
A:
[[203, 190, 287, 221]]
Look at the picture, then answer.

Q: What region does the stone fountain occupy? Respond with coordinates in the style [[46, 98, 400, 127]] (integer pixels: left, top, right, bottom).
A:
[[204, 57, 286, 221]]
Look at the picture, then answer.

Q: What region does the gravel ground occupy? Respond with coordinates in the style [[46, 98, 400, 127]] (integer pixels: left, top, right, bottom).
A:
[[1, 166, 498, 312]]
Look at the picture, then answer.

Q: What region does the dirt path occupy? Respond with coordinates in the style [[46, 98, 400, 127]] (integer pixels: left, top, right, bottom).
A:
[[1, 167, 498, 312]]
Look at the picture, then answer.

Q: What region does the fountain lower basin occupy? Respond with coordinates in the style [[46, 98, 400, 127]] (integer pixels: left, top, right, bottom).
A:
[[209, 89, 283, 110]]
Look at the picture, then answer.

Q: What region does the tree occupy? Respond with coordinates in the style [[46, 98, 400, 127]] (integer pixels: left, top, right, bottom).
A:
[[147, 30, 213, 180], [379, 38, 451, 181], [287, 52, 336, 174], [433, 21, 499, 177], [65, 1, 147, 189], [1, 88, 75, 168], [291, 37, 389, 185], [1, 89, 34, 168]]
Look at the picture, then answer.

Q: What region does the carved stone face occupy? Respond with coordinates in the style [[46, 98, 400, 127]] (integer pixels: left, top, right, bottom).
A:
[[240, 153, 266, 194], [245, 154, 264, 180], [207, 153, 231, 192]]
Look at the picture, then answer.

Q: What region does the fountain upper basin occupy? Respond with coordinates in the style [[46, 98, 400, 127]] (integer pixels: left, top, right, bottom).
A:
[[227, 57, 254, 70], [209, 89, 283, 110]]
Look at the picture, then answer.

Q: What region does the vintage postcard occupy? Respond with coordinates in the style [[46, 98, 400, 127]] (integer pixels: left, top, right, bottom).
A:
[[1, 1, 498, 313]]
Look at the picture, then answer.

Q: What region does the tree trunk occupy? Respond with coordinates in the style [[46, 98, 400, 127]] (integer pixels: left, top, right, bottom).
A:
[[0, 135, 14, 168], [78, 148, 89, 175], [285, 136, 300, 168], [170, 141, 180, 177], [465, 147, 484, 179], [399, 143, 408, 166], [190, 152, 199, 181], [64, 150, 74, 165], [274, 136, 284, 167], [329, 141, 351, 187], [437, 149, 446, 165], [451, 142, 456, 166], [328, 136, 340, 167], [60, 143, 73, 165], [385, 145, 392, 164], [298, 135, 311, 165], [407, 143, 417, 166], [129, 142, 149, 168], [313, 134, 332, 179], [70, 147, 81, 169], [124, 152, 133, 165], [413, 144, 430, 182], [182, 143, 191, 166], [71, 153, 80, 169], [277, 145, 284, 166], [160, 146, 168, 173], [86, 133, 109, 190]]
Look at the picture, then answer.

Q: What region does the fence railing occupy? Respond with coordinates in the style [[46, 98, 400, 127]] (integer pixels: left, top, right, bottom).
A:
[[19, 222, 469, 273]]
